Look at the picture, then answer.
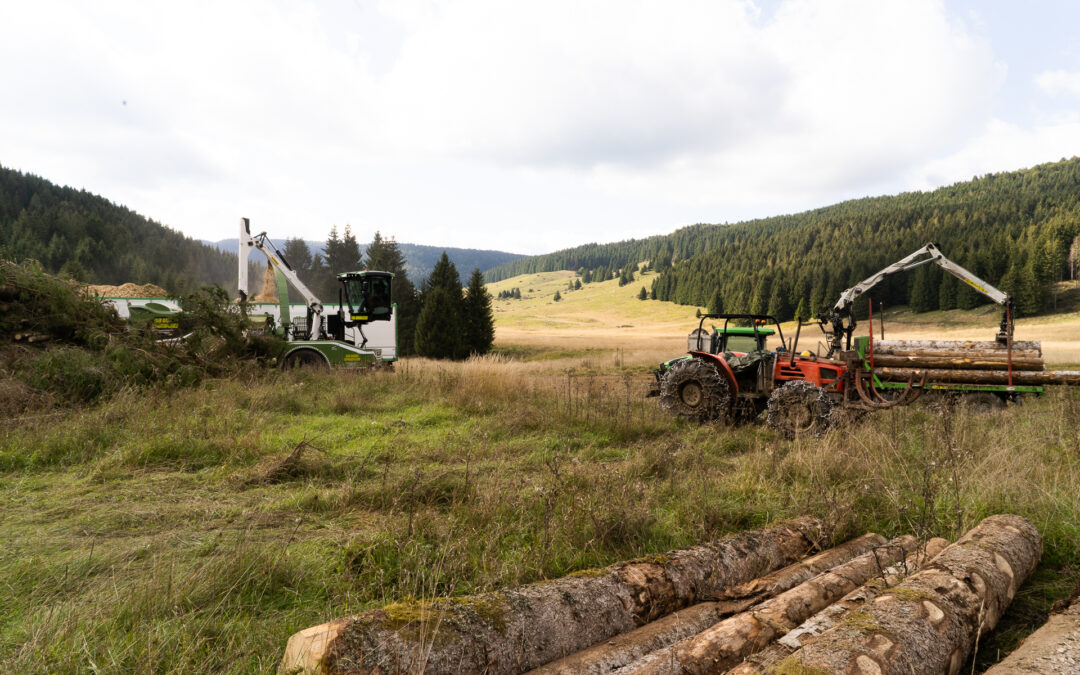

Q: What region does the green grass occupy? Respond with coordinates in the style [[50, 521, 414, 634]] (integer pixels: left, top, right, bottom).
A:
[[2, 360, 1079, 672]]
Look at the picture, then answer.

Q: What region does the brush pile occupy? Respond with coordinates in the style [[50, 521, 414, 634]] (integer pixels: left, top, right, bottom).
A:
[[0, 260, 279, 412], [281, 515, 1041, 675]]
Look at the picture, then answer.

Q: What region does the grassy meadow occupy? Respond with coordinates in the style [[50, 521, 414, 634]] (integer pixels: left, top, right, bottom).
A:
[[2, 271, 1080, 672]]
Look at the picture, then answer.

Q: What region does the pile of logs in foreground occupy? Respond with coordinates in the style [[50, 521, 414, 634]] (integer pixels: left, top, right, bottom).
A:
[[870, 339, 1080, 386], [280, 514, 1043, 674]]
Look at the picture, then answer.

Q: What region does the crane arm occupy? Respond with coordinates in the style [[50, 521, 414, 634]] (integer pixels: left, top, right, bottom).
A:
[[832, 243, 1008, 313], [238, 217, 324, 340], [822, 243, 1013, 356]]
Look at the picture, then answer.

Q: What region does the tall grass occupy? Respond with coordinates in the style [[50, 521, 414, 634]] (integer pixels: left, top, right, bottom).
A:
[[1, 358, 1078, 672]]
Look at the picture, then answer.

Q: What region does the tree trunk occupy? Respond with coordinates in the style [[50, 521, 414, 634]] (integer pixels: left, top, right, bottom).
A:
[[767, 514, 1042, 675], [280, 518, 825, 675], [618, 536, 919, 674], [871, 349, 1042, 360], [528, 533, 886, 675], [869, 355, 1044, 371], [871, 340, 1041, 355], [984, 595, 1080, 673], [875, 367, 1080, 385], [728, 537, 950, 675]]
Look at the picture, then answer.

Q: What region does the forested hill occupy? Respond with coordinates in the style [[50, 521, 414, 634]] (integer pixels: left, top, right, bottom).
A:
[[486, 157, 1080, 319], [0, 165, 236, 293]]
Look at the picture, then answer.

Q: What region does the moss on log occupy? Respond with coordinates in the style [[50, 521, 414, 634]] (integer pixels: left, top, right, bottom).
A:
[[280, 517, 824, 675], [767, 515, 1042, 675]]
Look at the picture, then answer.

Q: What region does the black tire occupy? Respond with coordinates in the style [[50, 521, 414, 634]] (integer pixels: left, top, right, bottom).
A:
[[766, 381, 832, 439], [960, 392, 1005, 414], [659, 358, 732, 422], [281, 348, 329, 371]]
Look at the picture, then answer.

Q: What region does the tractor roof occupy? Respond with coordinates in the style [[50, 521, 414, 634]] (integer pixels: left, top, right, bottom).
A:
[[716, 326, 775, 336]]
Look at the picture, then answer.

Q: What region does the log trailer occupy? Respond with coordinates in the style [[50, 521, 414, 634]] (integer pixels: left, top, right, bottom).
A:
[[238, 218, 395, 369], [651, 243, 1080, 437]]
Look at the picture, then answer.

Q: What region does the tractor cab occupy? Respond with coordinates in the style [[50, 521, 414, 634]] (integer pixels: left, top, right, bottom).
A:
[[338, 271, 394, 325]]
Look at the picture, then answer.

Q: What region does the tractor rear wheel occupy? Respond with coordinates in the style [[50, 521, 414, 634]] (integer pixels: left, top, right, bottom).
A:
[[659, 358, 732, 423], [766, 381, 832, 439]]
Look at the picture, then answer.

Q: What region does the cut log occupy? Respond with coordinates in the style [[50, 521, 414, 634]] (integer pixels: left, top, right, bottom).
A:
[[280, 518, 825, 675], [871, 339, 1042, 356], [875, 367, 1080, 386], [618, 536, 919, 674], [767, 514, 1042, 675], [528, 533, 886, 675], [868, 349, 1042, 361], [728, 537, 951, 675], [869, 354, 1044, 371], [984, 595, 1080, 674]]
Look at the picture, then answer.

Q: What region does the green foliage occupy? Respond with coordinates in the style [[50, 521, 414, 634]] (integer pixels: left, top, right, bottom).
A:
[[462, 268, 495, 356], [638, 286, 648, 300], [553, 290, 562, 302], [486, 158, 1080, 320], [413, 286, 463, 359]]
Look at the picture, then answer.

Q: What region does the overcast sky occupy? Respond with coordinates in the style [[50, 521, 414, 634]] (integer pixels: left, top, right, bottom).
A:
[[2, 1, 1080, 254]]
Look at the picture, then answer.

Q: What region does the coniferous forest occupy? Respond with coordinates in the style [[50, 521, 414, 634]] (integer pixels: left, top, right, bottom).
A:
[[0, 165, 238, 293], [486, 158, 1080, 319]]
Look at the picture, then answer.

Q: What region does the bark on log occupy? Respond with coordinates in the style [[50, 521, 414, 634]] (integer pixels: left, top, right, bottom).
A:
[[869, 355, 1044, 371], [528, 533, 886, 675], [728, 537, 950, 675], [280, 518, 825, 675], [984, 595, 1080, 674], [875, 367, 1080, 385], [618, 536, 919, 674], [872, 340, 1042, 356], [766, 514, 1042, 675], [868, 349, 1042, 361]]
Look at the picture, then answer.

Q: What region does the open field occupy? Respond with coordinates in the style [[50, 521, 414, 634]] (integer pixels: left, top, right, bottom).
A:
[[2, 273, 1080, 672]]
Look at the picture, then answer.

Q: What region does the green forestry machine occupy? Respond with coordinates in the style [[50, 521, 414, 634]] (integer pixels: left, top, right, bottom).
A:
[[650, 243, 1080, 437], [238, 218, 395, 369]]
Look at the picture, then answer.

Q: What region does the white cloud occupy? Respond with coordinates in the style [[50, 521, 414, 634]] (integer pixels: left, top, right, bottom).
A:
[[0, 0, 1069, 253], [1036, 69, 1080, 97]]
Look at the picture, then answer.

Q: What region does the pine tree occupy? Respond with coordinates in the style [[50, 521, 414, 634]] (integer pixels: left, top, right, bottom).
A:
[[553, 290, 562, 302], [637, 286, 647, 300], [462, 268, 495, 355], [708, 287, 724, 315], [574, 279, 582, 290], [413, 286, 463, 359]]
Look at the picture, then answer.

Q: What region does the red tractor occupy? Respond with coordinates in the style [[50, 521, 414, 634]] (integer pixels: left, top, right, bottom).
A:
[[650, 313, 851, 437]]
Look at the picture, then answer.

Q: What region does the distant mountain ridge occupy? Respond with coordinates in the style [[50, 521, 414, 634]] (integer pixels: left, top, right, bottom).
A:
[[204, 239, 524, 285]]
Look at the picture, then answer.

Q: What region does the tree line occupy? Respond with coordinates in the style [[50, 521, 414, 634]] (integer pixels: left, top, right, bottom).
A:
[[487, 157, 1080, 320]]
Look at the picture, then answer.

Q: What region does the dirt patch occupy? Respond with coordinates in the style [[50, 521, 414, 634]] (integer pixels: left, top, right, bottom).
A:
[[87, 282, 170, 298]]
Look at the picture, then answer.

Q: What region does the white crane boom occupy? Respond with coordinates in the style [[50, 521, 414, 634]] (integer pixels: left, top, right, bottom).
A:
[[238, 217, 323, 340], [833, 243, 1008, 313]]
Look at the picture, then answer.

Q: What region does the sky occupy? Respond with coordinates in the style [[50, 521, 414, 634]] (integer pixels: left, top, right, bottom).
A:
[[2, 1, 1080, 255]]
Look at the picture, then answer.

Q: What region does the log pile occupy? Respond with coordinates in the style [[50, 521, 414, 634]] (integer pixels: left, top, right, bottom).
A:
[[865, 339, 1080, 386], [279, 516, 1041, 675], [280, 518, 825, 675]]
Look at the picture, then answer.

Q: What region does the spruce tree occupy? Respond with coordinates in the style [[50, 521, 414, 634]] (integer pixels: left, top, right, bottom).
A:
[[462, 268, 495, 355], [413, 286, 463, 359], [637, 286, 647, 300], [708, 287, 724, 315], [553, 290, 562, 302]]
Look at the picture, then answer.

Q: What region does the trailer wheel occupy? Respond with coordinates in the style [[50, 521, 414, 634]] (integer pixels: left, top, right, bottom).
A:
[[766, 381, 832, 439], [281, 348, 329, 370], [659, 358, 732, 423], [960, 392, 1005, 414]]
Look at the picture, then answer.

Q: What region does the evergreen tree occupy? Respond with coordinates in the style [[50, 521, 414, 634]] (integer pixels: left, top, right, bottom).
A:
[[638, 286, 647, 300], [462, 268, 495, 355], [708, 287, 724, 315], [574, 279, 582, 290], [553, 290, 562, 302], [413, 286, 463, 359]]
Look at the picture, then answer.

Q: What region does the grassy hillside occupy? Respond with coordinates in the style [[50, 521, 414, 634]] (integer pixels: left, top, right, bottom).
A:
[[2, 361, 1080, 672], [487, 157, 1080, 322]]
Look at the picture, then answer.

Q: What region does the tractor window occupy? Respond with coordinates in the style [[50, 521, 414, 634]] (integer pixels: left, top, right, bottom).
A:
[[344, 276, 393, 320], [725, 335, 758, 353]]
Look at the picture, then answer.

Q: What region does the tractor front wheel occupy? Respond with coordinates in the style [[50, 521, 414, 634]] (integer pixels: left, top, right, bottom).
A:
[[659, 359, 732, 423], [281, 348, 329, 370], [766, 381, 832, 439]]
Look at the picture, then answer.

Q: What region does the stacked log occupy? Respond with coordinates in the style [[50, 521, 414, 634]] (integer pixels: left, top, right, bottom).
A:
[[875, 367, 1080, 386], [616, 536, 920, 674], [280, 518, 824, 675], [728, 537, 951, 674], [765, 514, 1041, 675], [529, 533, 887, 675]]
